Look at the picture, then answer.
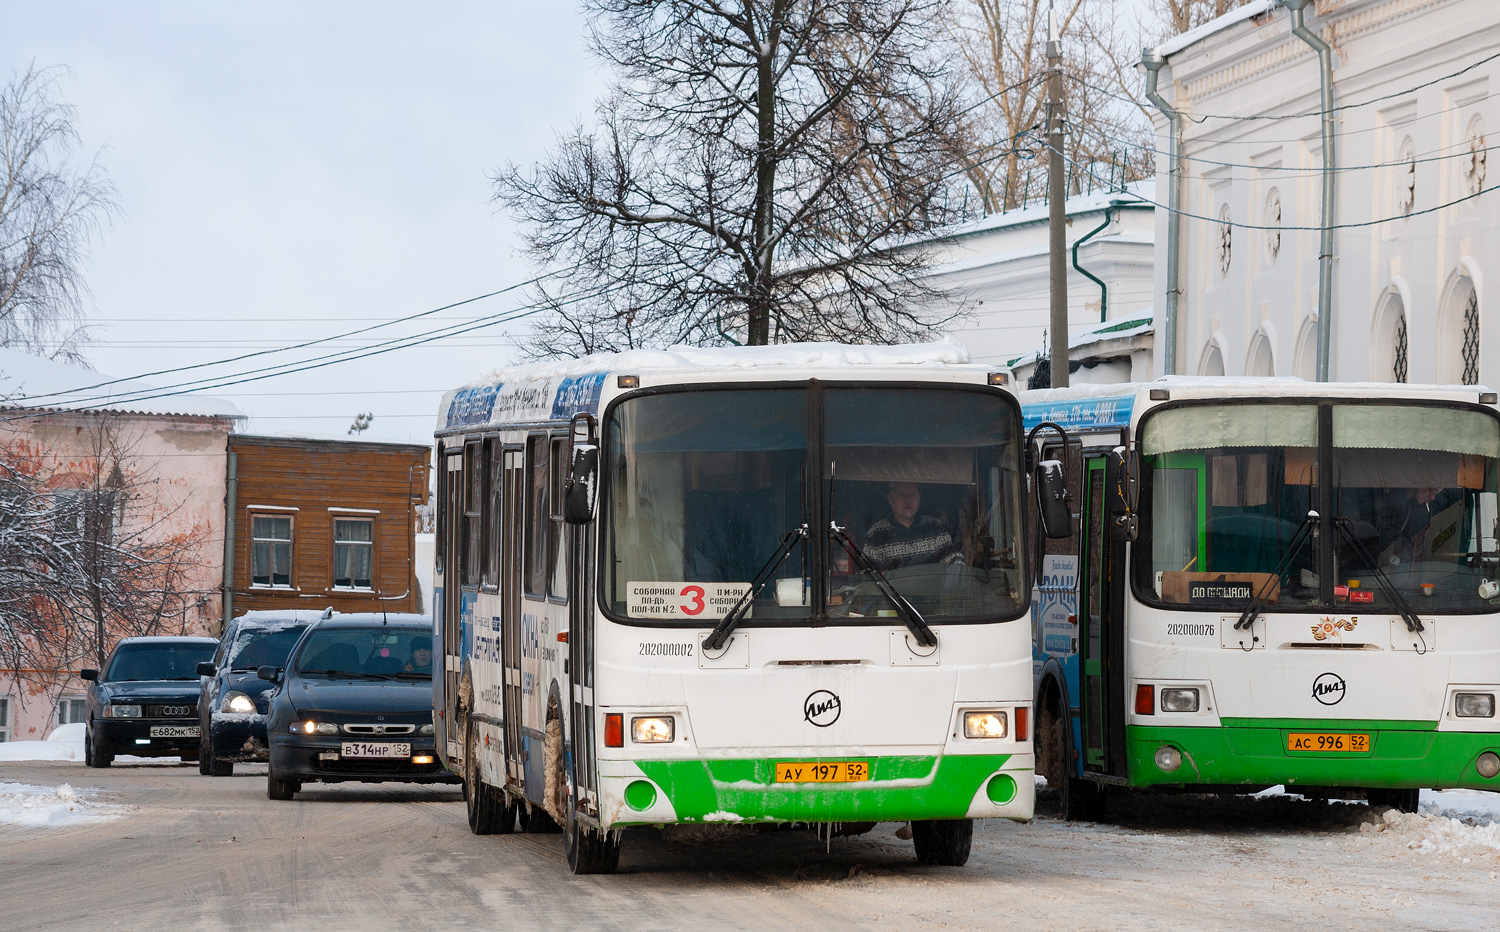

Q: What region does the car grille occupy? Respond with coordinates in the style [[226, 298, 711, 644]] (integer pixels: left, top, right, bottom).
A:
[[343, 724, 417, 735], [145, 704, 197, 718]]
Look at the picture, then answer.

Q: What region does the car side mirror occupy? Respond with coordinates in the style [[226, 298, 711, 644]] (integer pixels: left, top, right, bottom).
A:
[[563, 443, 599, 525], [1036, 459, 1074, 540], [197, 661, 218, 677], [79, 669, 98, 681], [256, 665, 282, 683]]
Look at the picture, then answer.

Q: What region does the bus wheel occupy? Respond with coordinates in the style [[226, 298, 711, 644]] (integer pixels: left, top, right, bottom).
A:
[[466, 726, 515, 835], [564, 802, 621, 874], [910, 819, 972, 866], [1367, 787, 1420, 813]]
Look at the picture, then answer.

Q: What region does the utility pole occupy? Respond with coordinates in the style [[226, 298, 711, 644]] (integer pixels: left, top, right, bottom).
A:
[[1046, 7, 1069, 389]]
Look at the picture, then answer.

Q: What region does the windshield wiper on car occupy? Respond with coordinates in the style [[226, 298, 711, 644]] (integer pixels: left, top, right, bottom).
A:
[[1332, 516, 1425, 633], [301, 669, 364, 679], [830, 522, 938, 649], [1235, 510, 1319, 632], [702, 525, 808, 652]]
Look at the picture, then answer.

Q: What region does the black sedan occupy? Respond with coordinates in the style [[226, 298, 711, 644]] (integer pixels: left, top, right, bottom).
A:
[[81, 636, 220, 767], [196, 609, 325, 775], [262, 613, 457, 799]]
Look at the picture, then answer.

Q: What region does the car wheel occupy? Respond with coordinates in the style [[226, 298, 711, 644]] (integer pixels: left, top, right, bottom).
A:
[[910, 818, 973, 866], [564, 797, 620, 874], [85, 723, 113, 769], [465, 725, 514, 835], [267, 769, 300, 800], [197, 731, 212, 775]]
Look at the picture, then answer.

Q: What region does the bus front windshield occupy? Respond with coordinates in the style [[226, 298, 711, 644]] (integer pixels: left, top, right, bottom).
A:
[[1138, 401, 1500, 613], [602, 386, 1026, 626]]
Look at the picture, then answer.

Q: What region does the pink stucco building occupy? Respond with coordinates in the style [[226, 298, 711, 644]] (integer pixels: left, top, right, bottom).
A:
[[0, 347, 241, 743]]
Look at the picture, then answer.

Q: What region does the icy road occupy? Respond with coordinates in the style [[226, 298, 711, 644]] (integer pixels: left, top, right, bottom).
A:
[[0, 761, 1496, 932]]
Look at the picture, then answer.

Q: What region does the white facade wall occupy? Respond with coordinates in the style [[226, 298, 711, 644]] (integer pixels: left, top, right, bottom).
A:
[[925, 184, 1157, 371], [1150, 0, 1499, 384]]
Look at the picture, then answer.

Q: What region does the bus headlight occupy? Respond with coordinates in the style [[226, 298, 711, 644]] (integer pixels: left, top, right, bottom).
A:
[[1160, 688, 1200, 713], [963, 711, 1008, 739], [631, 716, 674, 743], [1455, 693, 1496, 718]]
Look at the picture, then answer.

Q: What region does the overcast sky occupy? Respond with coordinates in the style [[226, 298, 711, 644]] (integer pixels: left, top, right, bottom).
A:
[[1, 2, 604, 442]]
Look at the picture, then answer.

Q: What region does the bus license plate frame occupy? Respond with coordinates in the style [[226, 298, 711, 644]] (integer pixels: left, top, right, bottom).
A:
[[774, 761, 870, 783], [1286, 732, 1369, 753]]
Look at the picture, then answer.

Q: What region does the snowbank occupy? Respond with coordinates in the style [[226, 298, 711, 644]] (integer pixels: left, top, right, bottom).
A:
[[0, 722, 85, 762], [0, 782, 129, 827]]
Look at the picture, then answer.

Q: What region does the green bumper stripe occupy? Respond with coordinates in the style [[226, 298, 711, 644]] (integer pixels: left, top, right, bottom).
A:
[[633, 754, 1014, 823], [1129, 721, 1500, 790]]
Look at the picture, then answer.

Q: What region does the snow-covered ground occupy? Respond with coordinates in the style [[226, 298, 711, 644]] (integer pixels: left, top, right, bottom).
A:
[[0, 782, 129, 827], [0, 722, 186, 766]]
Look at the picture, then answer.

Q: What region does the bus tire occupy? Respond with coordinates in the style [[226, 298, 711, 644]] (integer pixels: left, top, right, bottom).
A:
[[910, 819, 972, 866], [1367, 787, 1420, 813], [466, 725, 515, 835], [564, 803, 621, 874]]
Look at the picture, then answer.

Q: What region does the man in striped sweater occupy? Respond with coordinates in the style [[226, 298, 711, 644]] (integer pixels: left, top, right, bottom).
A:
[[864, 482, 962, 571]]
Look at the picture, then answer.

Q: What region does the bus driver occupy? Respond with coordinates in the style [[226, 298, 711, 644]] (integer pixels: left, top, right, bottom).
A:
[[864, 482, 963, 571]]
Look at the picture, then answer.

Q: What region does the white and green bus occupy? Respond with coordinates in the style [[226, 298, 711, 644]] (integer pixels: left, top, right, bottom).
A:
[[432, 343, 1043, 873], [1024, 379, 1500, 819]]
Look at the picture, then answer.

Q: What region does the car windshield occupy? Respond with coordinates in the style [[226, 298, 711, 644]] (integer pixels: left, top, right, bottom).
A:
[[601, 385, 1026, 625], [225, 624, 308, 670], [1137, 401, 1500, 613], [293, 627, 433, 678], [105, 643, 216, 681]]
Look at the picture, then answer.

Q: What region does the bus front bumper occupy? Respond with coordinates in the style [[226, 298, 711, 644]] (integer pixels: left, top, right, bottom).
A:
[[595, 751, 1033, 828], [1127, 722, 1500, 791]]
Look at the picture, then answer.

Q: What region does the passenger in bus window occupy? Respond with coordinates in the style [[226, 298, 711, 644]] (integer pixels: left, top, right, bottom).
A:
[[403, 637, 433, 675], [864, 482, 962, 571], [1376, 486, 1462, 566]]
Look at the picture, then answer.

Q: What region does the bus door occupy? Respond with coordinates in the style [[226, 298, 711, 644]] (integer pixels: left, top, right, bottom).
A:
[[440, 448, 465, 763], [567, 519, 598, 816], [502, 447, 526, 785], [1079, 451, 1129, 778]]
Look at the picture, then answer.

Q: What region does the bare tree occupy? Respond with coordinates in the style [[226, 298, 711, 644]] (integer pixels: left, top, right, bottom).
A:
[[0, 416, 212, 717], [0, 64, 120, 364], [496, 0, 975, 354], [943, 0, 1156, 214]]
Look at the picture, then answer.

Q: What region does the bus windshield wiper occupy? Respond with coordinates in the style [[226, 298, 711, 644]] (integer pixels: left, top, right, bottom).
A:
[[702, 526, 808, 652], [1235, 510, 1318, 631], [830, 522, 937, 649], [1332, 516, 1425, 633]]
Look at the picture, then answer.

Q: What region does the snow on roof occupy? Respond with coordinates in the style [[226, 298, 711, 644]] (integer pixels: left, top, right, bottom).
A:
[[461, 339, 976, 391], [938, 180, 1156, 241], [0, 346, 244, 421], [1155, 0, 1277, 59], [1007, 306, 1155, 368]]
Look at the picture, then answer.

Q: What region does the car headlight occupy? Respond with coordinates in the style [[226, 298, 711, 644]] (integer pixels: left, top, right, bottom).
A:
[[963, 711, 1008, 739], [631, 716, 674, 743], [420, 724, 435, 735], [1160, 688, 1200, 713], [104, 705, 141, 718], [221, 691, 257, 714], [292, 721, 340, 735], [1456, 693, 1496, 718]]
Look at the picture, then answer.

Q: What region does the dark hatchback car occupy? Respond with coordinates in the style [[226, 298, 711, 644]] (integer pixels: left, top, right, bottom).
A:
[[196, 609, 327, 775], [81, 636, 220, 767], [262, 614, 457, 799]]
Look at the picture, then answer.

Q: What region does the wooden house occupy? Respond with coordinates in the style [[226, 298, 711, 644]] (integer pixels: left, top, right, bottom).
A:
[[225, 435, 430, 619]]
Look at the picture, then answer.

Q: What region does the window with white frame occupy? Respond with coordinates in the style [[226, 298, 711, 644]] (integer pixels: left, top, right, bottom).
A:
[[250, 514, 294, 587], [56, 696, 86, 726], [333, 518, 374, 589]]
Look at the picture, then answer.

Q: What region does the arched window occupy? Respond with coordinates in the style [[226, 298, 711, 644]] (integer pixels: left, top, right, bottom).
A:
[[1246, 332, 1275, 376], [1370, 291, 1408, 383], [1438, 275, 1480, 385], [1294, 318, 1318, 381], [1198, 342, 1225, 376]]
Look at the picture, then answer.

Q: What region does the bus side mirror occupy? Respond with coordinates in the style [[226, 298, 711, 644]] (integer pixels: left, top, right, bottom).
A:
[[564, 443, 599, 525], [1036, 459, 1073, 539], [1106, 446, 1139, 542]]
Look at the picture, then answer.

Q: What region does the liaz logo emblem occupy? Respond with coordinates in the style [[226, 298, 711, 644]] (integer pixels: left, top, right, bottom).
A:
[[803, 690, 841, 727], [1311, 617, 1357, 640], [1312, 672, 1346, 706]]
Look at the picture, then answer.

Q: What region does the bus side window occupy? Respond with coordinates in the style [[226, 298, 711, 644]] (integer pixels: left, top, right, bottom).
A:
[[482, 438, 501, 590], [463, 440, 484, 586], [548, 435, 569, 600], [1151, 461, 1202, 598], [434, 443, 445, 575], [525, 435, 550, 597]]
